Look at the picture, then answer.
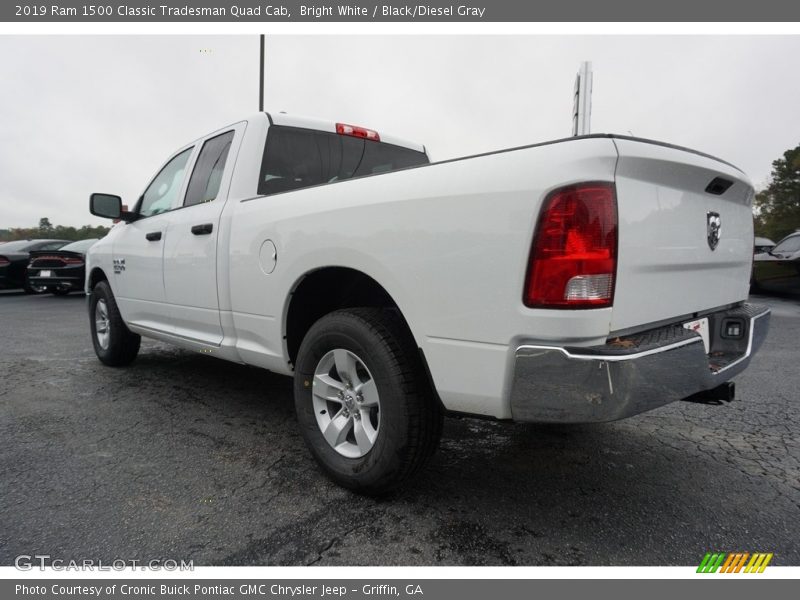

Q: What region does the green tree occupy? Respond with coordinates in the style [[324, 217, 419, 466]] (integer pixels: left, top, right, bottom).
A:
[[0, 221, 110, 242], [38, 217, 53, 234], [754, 143, 800, 242]]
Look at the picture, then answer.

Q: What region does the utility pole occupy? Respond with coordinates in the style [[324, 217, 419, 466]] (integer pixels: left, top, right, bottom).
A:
[[572, 61, 592, 136], [259, 34, 265, 112]]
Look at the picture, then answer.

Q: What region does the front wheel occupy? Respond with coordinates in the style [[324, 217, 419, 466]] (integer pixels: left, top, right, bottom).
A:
[[294, 308, 443, 495], [89, 281, 141, 366]]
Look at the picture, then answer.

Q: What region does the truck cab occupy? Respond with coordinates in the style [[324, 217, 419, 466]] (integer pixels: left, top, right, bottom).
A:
[[88, 112, 428, 348]]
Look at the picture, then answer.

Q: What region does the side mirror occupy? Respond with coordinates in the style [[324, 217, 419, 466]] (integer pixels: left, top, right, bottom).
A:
[[90, 193, 135, 222]]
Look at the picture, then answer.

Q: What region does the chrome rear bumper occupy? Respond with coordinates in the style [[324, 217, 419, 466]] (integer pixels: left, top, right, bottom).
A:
[[510, 303, 770, 423]]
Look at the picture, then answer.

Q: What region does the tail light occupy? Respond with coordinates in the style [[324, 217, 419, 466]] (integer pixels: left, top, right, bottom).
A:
[[336, 122, 380, 142], [0, 256, 9, 267], [524, 182, 618, 309], [31, 255, 84, 266]]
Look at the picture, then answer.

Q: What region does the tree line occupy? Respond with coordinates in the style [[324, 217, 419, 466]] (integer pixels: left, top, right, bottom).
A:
[[0, 218, 110, 242], [754, 143, 800, 243]]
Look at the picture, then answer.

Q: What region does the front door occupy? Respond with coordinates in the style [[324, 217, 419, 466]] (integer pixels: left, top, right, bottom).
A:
[[112, 145, 194, 332]]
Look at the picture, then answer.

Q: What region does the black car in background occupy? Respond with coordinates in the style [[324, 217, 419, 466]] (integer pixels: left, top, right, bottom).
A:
[[26, 238, 99, 296], [752, 232, 800, 295], [0, 239, 70, 293]]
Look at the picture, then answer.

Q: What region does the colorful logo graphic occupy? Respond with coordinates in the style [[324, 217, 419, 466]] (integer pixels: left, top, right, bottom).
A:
[[697, 552, 773, 573]]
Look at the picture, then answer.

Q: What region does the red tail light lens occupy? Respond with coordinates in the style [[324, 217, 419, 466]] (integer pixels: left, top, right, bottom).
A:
[[336, 122, 380, 142], [0, 257, 9, 267], [524, 182, 618, 309], [30, 255, 84, 266]]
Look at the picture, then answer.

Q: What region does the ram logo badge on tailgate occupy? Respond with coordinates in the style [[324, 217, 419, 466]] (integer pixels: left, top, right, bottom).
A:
[[707, 211, 721, 250]]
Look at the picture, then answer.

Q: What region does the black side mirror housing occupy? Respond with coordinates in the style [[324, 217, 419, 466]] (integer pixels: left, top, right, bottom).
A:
[[90, 193, 135, 222]]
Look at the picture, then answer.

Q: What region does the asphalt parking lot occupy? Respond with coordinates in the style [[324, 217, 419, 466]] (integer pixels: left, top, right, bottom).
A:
[[0, 290, 798, 566]]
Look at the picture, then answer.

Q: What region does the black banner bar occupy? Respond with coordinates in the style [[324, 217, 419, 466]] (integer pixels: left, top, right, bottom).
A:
[[4, 0, 800, 22], [4, 579, 799, 600]]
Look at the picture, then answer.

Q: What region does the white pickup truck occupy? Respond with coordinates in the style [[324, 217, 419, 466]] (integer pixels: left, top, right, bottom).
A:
[[86, 112, 770, 493]]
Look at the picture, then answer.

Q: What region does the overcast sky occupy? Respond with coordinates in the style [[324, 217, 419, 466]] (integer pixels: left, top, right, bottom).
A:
[[1, 35, 798, 228]]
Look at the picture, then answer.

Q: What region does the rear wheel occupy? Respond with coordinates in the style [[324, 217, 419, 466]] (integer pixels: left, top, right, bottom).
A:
[[294, 308, 443, 494], [89, 281, 140, 366]]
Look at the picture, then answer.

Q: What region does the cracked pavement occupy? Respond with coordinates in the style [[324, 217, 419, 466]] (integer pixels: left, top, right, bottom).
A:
[[0, 291, 798, 566]]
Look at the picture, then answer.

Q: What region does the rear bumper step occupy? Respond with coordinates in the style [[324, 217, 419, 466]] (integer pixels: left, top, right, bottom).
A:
[[509, 303, 770, 423]]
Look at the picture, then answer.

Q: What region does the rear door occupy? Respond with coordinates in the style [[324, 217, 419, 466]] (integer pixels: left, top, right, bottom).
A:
[[611, 138, 754, 332], [162, 123, 244, 345]]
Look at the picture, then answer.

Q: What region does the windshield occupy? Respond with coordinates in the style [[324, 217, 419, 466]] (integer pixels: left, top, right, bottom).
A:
[[60, 238, 99, 253], [0, 240, 35, 252], [774, 235, 800, 254]]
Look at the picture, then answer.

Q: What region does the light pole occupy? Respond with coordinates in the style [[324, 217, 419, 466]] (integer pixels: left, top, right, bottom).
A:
[[259, 34, 265, 112], [572, 61, 592, 136]]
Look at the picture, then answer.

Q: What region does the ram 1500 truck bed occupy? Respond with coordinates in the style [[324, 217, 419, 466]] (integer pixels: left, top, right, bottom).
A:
[[85, 112, 769, 492]]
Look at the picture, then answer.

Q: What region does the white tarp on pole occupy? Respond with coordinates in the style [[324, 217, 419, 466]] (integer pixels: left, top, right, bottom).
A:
[[572, 61, 593, 136]]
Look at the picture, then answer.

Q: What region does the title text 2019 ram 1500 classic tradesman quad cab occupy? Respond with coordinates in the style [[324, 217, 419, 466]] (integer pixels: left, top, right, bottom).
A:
[[86, 112, 770, 493]]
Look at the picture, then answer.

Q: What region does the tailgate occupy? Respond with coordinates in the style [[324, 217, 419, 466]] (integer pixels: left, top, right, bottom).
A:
[[611, 138, 754, 333]]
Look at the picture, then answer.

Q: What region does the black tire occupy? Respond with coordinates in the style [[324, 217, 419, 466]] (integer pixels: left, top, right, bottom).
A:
[[294, 308, 443, 495], [89, 280, 141, 366], [52, 287, 71, 296]]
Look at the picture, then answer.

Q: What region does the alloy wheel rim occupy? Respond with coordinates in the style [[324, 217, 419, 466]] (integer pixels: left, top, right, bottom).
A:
[[94, 299, 110, 350], [312, 349, 380, 458]]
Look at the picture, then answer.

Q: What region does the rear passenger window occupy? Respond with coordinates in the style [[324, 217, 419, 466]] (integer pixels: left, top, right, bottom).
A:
[[184, 131, 235, 207], [257, 125, 428, 196]]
